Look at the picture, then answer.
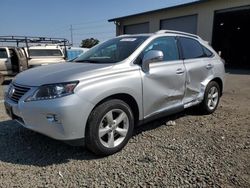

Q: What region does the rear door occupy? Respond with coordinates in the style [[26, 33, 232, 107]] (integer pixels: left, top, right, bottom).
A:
[[0, 48, 11, 71], [141, 36, 186, 118], [178, 37, 214, 104]]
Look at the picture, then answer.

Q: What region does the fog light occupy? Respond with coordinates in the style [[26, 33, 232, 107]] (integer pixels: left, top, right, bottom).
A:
[[46, 114, 60, 123]]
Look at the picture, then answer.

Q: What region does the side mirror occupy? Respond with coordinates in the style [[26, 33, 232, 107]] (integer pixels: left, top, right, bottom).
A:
[[142, 50, 164, 72]]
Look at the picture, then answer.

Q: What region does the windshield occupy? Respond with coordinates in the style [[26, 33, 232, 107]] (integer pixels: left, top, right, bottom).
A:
[[29, 49, 63, 57], [74, 36, 149, 63]]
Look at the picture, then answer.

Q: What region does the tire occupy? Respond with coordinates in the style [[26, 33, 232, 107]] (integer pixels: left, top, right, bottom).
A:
[[85, 99, 134, 156], [199, 81, 220, 114]]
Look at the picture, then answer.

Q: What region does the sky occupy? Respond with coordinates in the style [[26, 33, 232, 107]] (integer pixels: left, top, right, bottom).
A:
[[0, 0, 196, 46]]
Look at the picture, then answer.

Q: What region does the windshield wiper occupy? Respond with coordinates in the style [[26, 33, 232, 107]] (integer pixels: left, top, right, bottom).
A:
[[74, 59, 99, 63]]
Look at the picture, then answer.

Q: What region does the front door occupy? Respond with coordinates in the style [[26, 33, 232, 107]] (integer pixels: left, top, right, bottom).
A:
[[141, 36, 186, 118]]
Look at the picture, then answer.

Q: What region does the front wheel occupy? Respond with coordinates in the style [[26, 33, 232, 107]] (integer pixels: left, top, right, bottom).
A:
[[85, 99, 134, 156], [199, 81, 220, 114]]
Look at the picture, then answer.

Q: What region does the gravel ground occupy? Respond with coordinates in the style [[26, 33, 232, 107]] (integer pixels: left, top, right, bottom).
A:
[[0, 72, 249, 187]]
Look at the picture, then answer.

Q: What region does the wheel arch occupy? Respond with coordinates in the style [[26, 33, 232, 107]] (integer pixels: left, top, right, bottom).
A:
[[88, 93, 140, 127], [210, 77, 223, 96]]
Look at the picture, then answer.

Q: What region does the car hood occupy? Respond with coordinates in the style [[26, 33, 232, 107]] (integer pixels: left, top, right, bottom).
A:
[[14, 62, 113, 86]]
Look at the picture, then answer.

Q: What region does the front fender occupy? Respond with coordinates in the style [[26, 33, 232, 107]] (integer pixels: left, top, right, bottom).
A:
[[75, 68, 143, 120]]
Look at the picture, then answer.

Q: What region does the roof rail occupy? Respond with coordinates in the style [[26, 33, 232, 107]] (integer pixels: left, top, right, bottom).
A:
[[0, 36, 70, 46], [155, 30, 200, 39], [117, 34, 131, 37], [0, 36, 70, 59]]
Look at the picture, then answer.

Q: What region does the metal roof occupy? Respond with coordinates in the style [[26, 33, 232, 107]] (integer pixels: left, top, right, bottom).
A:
[[108, 0, 208, 22]]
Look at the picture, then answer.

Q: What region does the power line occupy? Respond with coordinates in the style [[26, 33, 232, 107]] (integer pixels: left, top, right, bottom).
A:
[[74, 30, 114, 36], [42, 19, 108, 33], [44, 23, 113, 36], [42, 21, 114, 44], [71, 19, 108, 26], [74, 24, 113, 31]]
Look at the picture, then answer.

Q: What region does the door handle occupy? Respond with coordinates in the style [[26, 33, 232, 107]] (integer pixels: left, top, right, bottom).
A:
[[176, 68, 185, 75], [206, 64, 213, 69]]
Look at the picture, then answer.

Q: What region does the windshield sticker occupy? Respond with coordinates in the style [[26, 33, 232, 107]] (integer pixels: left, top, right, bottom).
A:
[[120, 38, 137, 42]]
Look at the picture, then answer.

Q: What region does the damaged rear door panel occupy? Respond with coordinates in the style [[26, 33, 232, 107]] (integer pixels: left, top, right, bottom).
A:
[[178, 37, 215, 104]]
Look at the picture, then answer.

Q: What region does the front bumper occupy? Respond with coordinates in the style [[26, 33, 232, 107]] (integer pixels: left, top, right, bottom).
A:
[[4, 90, 94, 141]]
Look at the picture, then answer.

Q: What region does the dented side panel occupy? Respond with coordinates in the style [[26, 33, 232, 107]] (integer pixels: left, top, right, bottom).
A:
[[183, 57, 215, 104], [142, 60, 185, 118]]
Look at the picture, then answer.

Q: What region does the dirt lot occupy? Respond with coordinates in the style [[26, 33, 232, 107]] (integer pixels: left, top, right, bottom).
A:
[[0, 72, 249, 187]]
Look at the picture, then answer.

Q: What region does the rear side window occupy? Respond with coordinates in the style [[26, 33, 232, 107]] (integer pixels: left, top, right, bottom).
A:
[[143, 36, 179, 61], [29, 49, 63, 57], [179, 37, 204, 59], [0, 49, 8, 58], [203, 46, 213, 57]]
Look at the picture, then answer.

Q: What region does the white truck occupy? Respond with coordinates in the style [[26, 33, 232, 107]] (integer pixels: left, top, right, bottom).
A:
[[0, 36, 71, 74], [25, 45, 66, 68]]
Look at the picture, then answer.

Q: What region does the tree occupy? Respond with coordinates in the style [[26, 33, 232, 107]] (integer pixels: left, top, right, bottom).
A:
[[80, 38, 99, 48]]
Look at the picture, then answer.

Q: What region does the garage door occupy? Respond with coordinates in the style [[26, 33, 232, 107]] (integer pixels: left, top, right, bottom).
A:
[[124, 22, 149, 34], [160, 15, 197, 34], [212, 6, 250, 68]]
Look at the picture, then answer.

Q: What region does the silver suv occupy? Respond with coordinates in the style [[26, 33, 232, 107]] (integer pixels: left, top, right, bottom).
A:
[[4, 30, 225, 155]]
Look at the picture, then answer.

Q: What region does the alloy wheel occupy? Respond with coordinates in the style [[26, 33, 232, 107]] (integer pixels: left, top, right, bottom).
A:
[[98, 109, 129, 148], [207, 86, 219, 110]]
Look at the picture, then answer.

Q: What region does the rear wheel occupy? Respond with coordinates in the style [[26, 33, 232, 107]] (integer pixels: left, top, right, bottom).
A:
[[199, 81, 220, 114], [85, 99, 134, 156]]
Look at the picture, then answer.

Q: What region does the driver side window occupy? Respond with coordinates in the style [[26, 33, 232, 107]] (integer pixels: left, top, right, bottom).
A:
[[143, 36, 179, 62]]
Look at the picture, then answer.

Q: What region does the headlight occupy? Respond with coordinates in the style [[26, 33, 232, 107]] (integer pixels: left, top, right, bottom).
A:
[[25, 81, 79, 102]]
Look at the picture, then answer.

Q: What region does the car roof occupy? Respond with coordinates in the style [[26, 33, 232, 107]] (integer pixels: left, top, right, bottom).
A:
[[155, 30, 200, 39], [117, 34, 153, 38]]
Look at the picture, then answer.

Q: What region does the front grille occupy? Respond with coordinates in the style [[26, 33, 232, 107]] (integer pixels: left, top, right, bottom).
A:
[[8, 83, 30, 103]]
